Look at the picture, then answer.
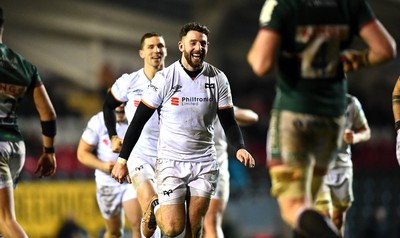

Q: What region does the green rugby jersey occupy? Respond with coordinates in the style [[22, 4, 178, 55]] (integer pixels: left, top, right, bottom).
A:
[[259, 0, 375, 116], [0, 44, 42, 141]]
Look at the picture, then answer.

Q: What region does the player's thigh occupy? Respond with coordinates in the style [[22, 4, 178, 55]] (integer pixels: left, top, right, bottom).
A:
[[188, 196, 211, 226], [128, 156, 156, 191], [0, 141, 25, 190], [268, 110, 343, 167], [211, 158, 229, 206], [122, 184, 141, 226], [96, 184, 124, 220], [329, 168, 353, 211]]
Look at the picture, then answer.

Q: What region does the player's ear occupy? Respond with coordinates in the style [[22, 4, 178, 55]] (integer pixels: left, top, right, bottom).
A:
[[178, 41, 184, 53], [139, 49, 145, 59]]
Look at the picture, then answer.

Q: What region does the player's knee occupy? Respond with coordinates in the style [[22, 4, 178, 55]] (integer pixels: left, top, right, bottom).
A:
[[161, 220, 185, 237]]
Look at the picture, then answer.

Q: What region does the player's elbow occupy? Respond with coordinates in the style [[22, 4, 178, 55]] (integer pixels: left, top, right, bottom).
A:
[[248, 60, 272, 78]]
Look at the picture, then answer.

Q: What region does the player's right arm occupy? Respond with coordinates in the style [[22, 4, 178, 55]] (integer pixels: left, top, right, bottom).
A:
[[77, 138, 115, 174], [111, 101, 155, 183], [103, 90, 124, 152]]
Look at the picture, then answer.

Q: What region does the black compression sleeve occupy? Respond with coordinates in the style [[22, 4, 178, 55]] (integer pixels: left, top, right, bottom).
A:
[[119, 102, 155, 159], [103, 92, 123, 139], [217, 107, 245, 151]]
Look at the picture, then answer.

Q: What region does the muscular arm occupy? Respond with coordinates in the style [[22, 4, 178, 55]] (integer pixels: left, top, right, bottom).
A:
[[33, 84, 56, 148], [360, 20, 397, 66], [33, 84, 57, 177], [343, 20, 397, 72], [247, 28, 280, 78], [77, 139, 114, 174]]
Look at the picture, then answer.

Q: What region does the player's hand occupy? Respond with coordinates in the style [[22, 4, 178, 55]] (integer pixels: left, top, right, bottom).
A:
[[111, 158, 131, 184], [35, 153, 57, 178], [111, 136, 123, 153], [341, 49, 369, 73], [236, 148, 255, 168], [343, 129, 354, 144], [396, 131, 400, 166], [102, 161, 115, 174]]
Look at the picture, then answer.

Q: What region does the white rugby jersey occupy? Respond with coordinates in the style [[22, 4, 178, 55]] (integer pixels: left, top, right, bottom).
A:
[[214, 118, 228, 165], [111, 69, 159, 158], [81, 112, 128, 184], [334, 94, 368, 168], [142, 60, 234, 162]]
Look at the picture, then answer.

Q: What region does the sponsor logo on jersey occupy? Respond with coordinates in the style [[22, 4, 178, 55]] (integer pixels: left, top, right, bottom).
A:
[[171, 97, 179, 106], [172, 85, 182, 93], [148, 84, 158, 92], [171, 96, 214, 106], [163, 189, 173, 196], [0, 83, 27, 98], [102, 138, 109, 146], [134, 165, 144, 171], [205, 83, 215, 89], [134, 100, 140, 107]]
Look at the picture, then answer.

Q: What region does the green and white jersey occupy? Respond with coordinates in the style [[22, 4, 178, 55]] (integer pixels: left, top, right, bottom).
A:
[[0, 44, 41, 141], [335, 94, 368, 168], [259, 0, 375, 116]]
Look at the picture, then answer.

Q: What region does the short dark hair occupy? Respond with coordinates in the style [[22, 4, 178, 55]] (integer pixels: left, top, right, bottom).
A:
[[0, 8, 4, 28], [140, 32, 163, 50], [179, 22, 210, 39]]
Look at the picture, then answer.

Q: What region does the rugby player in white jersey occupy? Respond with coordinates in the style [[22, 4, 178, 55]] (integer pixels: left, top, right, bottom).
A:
[[103, 32, 166, 238], [111, 22, 256, 238], [204, 107, 259, 238], [77, 104, 141, 238], [315, 94, 370, 236]]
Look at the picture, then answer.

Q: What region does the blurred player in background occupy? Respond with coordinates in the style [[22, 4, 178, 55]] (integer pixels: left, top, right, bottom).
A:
[[392, 76, 400, 165], [77, 104, 142, 238], [103, 32, 167, 238], [204, 106, 259, 238], [247, 0, 396, 237], [315, 94, 371, 237], [0, 8, 57, 238]]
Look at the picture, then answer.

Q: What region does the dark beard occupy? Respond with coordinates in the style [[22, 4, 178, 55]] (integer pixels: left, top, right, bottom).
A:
[[183, 50, 203, 69]]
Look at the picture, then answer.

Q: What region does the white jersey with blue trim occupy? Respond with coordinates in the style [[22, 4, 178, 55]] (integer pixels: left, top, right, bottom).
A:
[[142, 60, 233, 162], [81, 112, 128, 184], [111, 68, 159, 158]]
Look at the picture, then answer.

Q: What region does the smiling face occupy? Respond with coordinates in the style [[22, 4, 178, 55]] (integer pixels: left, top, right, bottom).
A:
[[140, 36, 167, 71], [179, 30, 208, 71]]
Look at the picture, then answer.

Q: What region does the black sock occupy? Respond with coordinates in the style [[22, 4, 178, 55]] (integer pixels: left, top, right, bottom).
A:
[[297, 209, 341, 238]]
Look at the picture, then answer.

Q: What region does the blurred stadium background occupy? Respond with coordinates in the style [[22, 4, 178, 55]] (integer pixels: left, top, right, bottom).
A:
[[2, 0, 400, 237]]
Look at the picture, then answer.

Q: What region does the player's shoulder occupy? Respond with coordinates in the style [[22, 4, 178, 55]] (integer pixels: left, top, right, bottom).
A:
[[0, 44, 37, 74], [202, 62, 226, 78], [88, 111, 105, 127]]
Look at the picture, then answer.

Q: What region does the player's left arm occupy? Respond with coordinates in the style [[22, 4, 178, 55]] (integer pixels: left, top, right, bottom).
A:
[[217, 107, 255, 168]]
